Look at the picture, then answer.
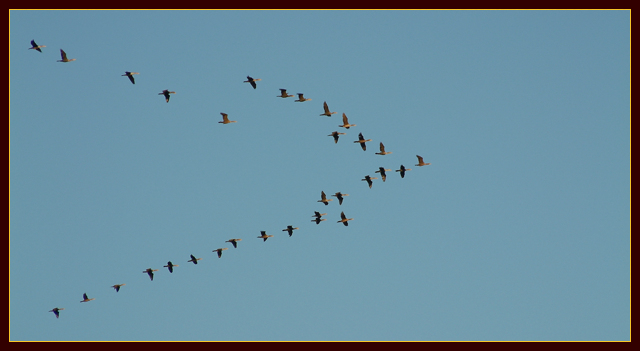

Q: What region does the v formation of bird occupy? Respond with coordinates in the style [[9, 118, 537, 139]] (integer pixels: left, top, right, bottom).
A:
[[32, 39, 431, 319]]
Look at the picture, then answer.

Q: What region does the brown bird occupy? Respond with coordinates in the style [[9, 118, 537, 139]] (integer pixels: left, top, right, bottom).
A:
[[331, 192, 349, 205], [312, 211, 327, 224], [318, 191, 333, 206], [219, 112, 237, 124], [158, 90, 176, 103], [320, 101, 336, 116], [57, 49, 76, 62], [164, 261, 179, 273], [49, 307, 64, 318], [354, 133, 372, 151], [244, 76, 261, 89], [111, 284, 126, 292], [277, 88, 294, 98], [375, 167, 391, 182], [328, 131, 346, 144], [339, 113, 356, 129], [213, 248, 228, 258], [415, 155, 431, 166], [122, 71, 139, 84], [282, 225, 299, 237], [29, 39, 45, 52], [295, 93, 311, 102], [375, 142, 392, 155], [257, 231, 273, 242], [226, 238, 242, 248], [80, 293, 95, 303], [188, 254, 202, 264], [395, 165, 412, 178], [362, 175, 378, 188], [143, 268, 159, 281], [337, 211, 353, 226]]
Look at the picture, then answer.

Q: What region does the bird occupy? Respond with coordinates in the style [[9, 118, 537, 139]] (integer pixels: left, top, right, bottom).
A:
[[164, 261, 178, 273], [339, 113, 356, 129], [158, 90, 176, 103], [375, 167, 391, 182], [320, 101, 336, 116], [312, 211, 327, 218], [57, 49, 76, 62], [111, 284, 126, 292], [312, 217, 326, 224], [362, 175, 378, 188], [295, 93, 311, 102], [49, 307, 64, 318], [395, 165, 412, 178], [226, 238, 242, 248], [29, 39, 45, 53], [354, 133, 372, 151], [213, 248, 228, 258], [415, 155, 431, 166], [277, 89, 294, 98], [318, 191, 333, 206], [244, 76, 261, 89], [337, 211, 353, 226], [258, 231, 273, 242], [282, 225, 299, 237], [219, 112, 237, 124], [143, 268, 158, 281], [80, 293, 95, 303], [121, 71, 139, 84], [331, 192, 349, 205], [375, 142, 392, 155], [188, 254, 202, 264], [328, 131, 346, 144]]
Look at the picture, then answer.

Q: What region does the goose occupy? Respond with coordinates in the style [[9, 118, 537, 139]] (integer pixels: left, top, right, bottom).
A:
[[122, 71, 139, 84], [29, 39, 45, 52], [164, 261, 178, 273], [244, 76, 261, 89], [219, 112, 237, 124], [375, 167, 391, 182], [158, 90, 176, 103], [57, 49, 76, 62], [295, 93, 311, 102], [354, 133, 372, 151], [111, 284, 126, 292], [80, 293, 95, 303], [362, 175, 378, 188], [328, 131, 346, 144], [277, 89, 294, 98], [226, 238, 242, 248], [143, 268, 159, 281], [331, 192, 349, 205], [337, 211, 353, 226], [213, 248, 228, 258], [395, 165, 412, 178], [318, 191, 333, 206], [188, 254, 202, 264], [375, 142, 392, 155], [49, 307, 64, 318], [339, 113, 356, 129], [312, 217, 326, 224], [312, 211, 327, 218], [258, 231, 273, 242], [282, 225, 299, 237], [320, 101, 336, 116], [416, 155, 431, 166]]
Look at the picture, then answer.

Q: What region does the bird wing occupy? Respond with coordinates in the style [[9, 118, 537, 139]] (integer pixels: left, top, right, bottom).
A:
[[417, 155, 424, 164], [323, 101, 330, 113], [250, 81, 257, 89], [31, 40, 37, 47], [341, 212, 346, 220], [60, 49, 67, 60], [128, 74, 135, 84], [83, 293, 88, 300], [380, 143, 386, 152]]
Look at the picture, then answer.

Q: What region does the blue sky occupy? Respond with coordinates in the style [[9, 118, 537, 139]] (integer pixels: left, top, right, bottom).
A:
[[9, 10, 629, 341]]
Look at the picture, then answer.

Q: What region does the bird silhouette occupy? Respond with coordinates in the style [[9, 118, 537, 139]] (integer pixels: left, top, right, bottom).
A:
[[339, 113, 356, 129], [29, 39, 45, 53], [213, 248, 228, 258], [375, 167, 392, 182], [331, 192, 349, 205], [375, 142, 392, 155], [57, 49, 76, 62], [282, 225, 299, 237], [362, 175, 378, 188], [158, 90, 176, 103], [277, 88, 294, 98], [244, 76, 261, 89], [143, 268, 158, 281], [164, 261, 178, 273], [328, 131, 346, 144], [415, 155, 431, 166], [219, 112, 237, 124], [320, 101, 336, 116], [295, 93, 311, 102], [337, 211, 353, 226], [111, 284, 126, 292], [80, 293, 95, 303], [122, 71, 139, 84], [257, 231, 273, 242], [354, 132, 372, 151], [49, 307, 64, 318], [226, 238, 242, 248], [395, 165, 412, 178], [188, 254, 202, 264]]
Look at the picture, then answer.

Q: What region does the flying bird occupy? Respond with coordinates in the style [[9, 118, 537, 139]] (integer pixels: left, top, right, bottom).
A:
[[49, 307, 64, 318], [312, 217, 326, 224], [213, 248, 228, 258], [328, 131, 346, 144], [258, 231, 273, 242], [354, 133, 372, 151], [331, 192, 349, 205], [282, 225, 299, 237], [337, 211, 353, 226], [320, 101, 336, 116], [362, 175, 378, 188], [395, 165, 412, 178], [277, 89, 294, 98], [295, 93, 311, 102], [415, 155, 431, 166], [188, 254, 202, 264], [158, 90, 176, 103], [143, 268, 159, 281], [339, 113, 356, 129], [312, 211, 327, 218], [219, 112, 237, 124], [57, 49, 76, 62], [318, 191, 333, 206], [375, 167, 392, 182], [111, 284, 126, 292], [164, 261, 178, 273], [80, 293, 95, 303], [226, 238, 242, 248], [29, 39, 45, 52], [121, 71, 139, 84], [375, 142, 392, 155], [244, 76, 261, 89]]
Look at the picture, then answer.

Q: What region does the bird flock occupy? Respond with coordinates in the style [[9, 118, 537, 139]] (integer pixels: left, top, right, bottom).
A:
[[28, 39, 431, 320]]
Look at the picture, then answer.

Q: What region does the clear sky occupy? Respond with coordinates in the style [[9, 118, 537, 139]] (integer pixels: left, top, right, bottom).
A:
[[9, 10, 629, 341]]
